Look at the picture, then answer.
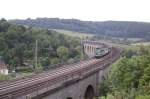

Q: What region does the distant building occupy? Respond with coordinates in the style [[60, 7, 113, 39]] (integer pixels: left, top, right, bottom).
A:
[[0, 56, 8, 75]]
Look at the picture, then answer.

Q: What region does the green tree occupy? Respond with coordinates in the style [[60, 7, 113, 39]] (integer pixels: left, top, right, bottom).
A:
[[51, 58, 59, 65], [100, 46, 150, 98], [57, 46, 69, 63]]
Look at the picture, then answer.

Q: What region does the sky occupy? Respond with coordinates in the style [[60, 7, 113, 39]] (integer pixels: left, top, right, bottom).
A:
[[0, 0, 150, 22]]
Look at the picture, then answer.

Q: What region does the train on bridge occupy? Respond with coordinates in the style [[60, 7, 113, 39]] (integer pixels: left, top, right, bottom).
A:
[[94, 47, 111, 59], [82, 40, 111, 59]]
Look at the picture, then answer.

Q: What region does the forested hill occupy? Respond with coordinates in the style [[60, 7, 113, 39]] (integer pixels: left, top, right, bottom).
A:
[[0, 19, 83, 71], [10, 18, 150, 39]]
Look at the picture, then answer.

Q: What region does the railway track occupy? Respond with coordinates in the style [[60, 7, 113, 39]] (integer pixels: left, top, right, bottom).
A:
[[0, 58, 103, 92], [0, 59, 97, 90], [0, 46, 121, 98]]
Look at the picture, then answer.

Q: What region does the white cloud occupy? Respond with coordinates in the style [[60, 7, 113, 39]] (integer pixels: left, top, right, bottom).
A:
[[0, 0, 150, 22]]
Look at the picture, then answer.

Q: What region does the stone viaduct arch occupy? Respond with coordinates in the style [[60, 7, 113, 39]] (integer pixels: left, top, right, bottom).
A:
[[84, 85, 95, 99], [43, 72, 100, 99]]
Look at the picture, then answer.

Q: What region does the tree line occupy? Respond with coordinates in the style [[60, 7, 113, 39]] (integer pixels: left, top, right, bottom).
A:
[[10, 18, 150, 40], [0, 19, 85, 72]]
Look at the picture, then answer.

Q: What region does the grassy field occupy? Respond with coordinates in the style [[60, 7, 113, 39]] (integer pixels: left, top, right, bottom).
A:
[[108, 37, 143, 42], [97, 39, 138, 50], [131, 42, 150, 46], [53, 29, 95, 38], [53, 29, 145, 50]]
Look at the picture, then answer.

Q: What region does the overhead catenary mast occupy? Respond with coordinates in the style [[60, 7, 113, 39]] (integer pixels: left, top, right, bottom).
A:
[[35, 40, 38, 69], [81, 36, 84, 60]]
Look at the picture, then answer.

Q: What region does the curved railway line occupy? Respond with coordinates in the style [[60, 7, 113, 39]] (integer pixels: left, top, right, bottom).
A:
[[0, 45, 121, 99]]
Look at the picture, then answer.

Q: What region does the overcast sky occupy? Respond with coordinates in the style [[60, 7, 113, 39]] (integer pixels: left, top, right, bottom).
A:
[[0, 0, 150, 22]]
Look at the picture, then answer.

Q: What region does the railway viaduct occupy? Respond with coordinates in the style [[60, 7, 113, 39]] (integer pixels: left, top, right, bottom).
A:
[[0, 41, 122, 99]]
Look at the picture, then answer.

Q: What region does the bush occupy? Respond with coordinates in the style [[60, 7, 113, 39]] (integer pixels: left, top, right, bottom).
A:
[[16, 67, 33, 73], [135, 95, 150, 99], [0, 74, 10, 80]]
